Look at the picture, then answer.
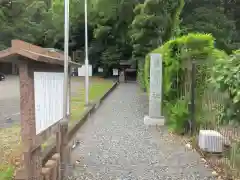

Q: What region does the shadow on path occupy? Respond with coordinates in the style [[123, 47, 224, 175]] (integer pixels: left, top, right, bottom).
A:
[[70, 83, 215, 180]]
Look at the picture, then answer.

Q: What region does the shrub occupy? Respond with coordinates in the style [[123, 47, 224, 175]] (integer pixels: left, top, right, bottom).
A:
[[145, 33, 215, 100], [165, 99, 189, 134], [144, 33, 225, 133], [0, 166, 14, 180], [137, 60, 146, 91], [210, 50, 240, 124]]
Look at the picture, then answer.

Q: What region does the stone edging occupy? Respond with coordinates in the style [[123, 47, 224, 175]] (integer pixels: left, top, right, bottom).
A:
[[42, 81, 119, 164]]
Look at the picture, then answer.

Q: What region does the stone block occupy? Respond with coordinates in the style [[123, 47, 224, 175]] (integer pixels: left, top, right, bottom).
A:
[[198, 130, 224, 153], [144, 115, 165, 126]]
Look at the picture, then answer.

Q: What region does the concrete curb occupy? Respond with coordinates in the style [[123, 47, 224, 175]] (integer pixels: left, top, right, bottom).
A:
[[42, 81, 119, 164]]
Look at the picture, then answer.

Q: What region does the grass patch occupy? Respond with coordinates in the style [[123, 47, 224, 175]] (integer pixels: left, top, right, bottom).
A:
[[70, 77, 113, 123], [0, 77, 114, 178], [0, 166, 14, 180], [0, 126, 21, 173]]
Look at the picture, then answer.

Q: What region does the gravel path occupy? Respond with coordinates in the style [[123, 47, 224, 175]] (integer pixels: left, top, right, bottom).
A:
[[70, 83, 215, 180]]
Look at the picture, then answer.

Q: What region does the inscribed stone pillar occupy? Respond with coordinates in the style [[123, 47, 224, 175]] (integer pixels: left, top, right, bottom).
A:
[[144, 53, 165, 125], [119, 70, 125, 83]]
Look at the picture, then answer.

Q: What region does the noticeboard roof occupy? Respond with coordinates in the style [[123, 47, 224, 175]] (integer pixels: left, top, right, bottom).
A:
[[0, 40, 80, 67]]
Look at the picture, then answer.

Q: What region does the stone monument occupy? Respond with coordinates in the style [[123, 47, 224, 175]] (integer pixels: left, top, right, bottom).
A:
[[119, 70, 125, 83], [144, 53, 165, 125]]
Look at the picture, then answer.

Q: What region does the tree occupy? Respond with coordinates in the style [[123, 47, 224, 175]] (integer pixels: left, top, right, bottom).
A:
[[129, 0, 183, 63], [0, 0, 86, 50], [129, 0, 184, 89], [87, 0, 137, 74], [0, 0, 56, 49], [211, 50, 240, 123], [181, 0, 239, 53]]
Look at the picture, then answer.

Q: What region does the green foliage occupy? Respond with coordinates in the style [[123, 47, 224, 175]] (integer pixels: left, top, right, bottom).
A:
[[89, 0, 137, 70], [0, 166, 14, 180], [144, 54, 151, 94], [145, 33, 215, 98], [170, 0, 185, 38], [144, 33, 217, 133], [129, 0, 182, 63], [1, 0, 239, 66], [210, 50, 240, 123], [100, 46, 122, 73], [229, 142, 240, 172], [181, 0, 240, 53], [137, 60, 146, 91], [165, 99, 189, 134], [0, 0, 94, 49], [0, 0, 47, 48], [130, 0, 185, 88]]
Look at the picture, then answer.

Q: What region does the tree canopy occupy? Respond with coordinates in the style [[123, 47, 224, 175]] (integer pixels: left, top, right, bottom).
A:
[[0, 0, 239, 65]]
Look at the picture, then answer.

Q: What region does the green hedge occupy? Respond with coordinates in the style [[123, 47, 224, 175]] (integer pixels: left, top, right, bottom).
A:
[[142, 33, 228, 133], [137, 60, 146, 91], [144, 33, 215, 100], [210, 49, 240, 124]]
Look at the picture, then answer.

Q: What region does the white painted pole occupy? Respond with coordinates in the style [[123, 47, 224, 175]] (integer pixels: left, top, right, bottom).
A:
[[84, 0, 89, 105], [63, 0, 69, 119]]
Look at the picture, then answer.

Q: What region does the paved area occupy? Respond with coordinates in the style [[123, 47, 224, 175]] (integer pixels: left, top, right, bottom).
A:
[[70, 83, 215, 180], [0, 76, 20, 127]]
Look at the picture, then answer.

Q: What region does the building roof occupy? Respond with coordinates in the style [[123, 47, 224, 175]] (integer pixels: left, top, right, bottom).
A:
[[44, 48, 64, 54], [120, 60, 131, 66], [0, 40, 80, 67]]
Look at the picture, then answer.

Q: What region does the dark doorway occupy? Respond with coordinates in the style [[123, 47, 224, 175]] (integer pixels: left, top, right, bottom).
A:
[[0, 62, 12, 74], [125, 68, 137, 82], [0, 62, 18, 75]]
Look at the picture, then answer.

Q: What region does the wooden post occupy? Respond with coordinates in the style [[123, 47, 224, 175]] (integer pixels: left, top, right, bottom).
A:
[[56, 68, 71, 180], [19, 61, 42, 180], [56, 128, 61, 179], [45, 160, 57, 180], [41, 168, 51, 180], [56, 122, 68, 180], [51, 154, 60, 180]]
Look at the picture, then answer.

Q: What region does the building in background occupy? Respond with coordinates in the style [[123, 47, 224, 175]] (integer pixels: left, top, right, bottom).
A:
[[0, 62, 18, 75]]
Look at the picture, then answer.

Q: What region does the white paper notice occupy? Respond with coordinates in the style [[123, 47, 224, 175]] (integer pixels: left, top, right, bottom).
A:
[[113, 69, 118, 76], [98, 67, 103, 72], [34, 72, 70, 134]]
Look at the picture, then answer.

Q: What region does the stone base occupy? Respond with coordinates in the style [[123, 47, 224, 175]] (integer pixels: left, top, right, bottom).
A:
[[144, 115, 165, 126]]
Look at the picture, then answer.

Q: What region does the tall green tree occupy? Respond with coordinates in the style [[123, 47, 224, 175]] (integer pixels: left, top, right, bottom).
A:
[[88, 0, 138, 74], [129, 0, 183, 63], [129, 0, 184, 89], [0, 0, 86, 50], [181, 0, 239, 53]]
